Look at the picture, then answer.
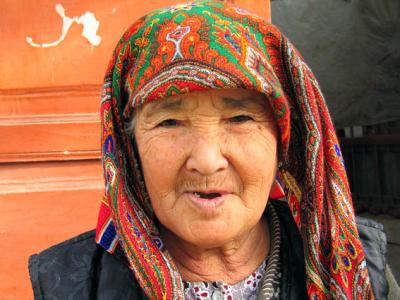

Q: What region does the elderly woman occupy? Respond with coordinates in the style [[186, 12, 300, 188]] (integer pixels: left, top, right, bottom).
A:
[[29, 1, 399, 299]]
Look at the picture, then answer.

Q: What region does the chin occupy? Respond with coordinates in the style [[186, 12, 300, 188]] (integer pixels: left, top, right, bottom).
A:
[[185, 219, 239, 248], [188, 234, 233, 249]]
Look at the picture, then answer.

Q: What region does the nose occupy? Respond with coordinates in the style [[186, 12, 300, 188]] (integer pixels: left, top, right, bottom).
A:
[[185, 133, 228, 175]]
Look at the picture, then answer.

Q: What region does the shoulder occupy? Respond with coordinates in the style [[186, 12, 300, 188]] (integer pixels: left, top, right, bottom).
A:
[[29, 230, 147, 300], [355, 216, 388, 271], [29, 230, 99, 265], [29, 231, 98, 300], [355, 216, 390, 299], [356, 216, 386, 245], [271, 200, 392, 299]]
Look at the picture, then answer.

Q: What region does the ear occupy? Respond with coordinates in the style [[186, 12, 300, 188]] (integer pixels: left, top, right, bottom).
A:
[[269, 179, 285, 199]]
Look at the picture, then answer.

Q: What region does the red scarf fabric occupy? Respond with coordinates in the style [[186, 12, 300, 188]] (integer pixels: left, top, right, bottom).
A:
[[95, 1, 374, 298]]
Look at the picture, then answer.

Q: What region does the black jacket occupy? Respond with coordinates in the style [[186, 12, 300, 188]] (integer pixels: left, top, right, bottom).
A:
[[28, 201, 389, 299]]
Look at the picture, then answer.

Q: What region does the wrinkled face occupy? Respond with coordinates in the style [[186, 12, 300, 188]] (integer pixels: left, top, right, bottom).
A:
[[134, 88, 278, 248]]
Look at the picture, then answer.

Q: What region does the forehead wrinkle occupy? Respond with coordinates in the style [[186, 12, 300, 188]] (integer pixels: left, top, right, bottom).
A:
[[221, 96, 264, 110], [144, 98, 183, 118]]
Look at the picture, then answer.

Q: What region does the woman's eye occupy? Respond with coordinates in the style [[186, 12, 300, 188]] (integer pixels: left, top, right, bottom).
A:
[[229, 115, 254, 124], [157, 119, 178, 127]]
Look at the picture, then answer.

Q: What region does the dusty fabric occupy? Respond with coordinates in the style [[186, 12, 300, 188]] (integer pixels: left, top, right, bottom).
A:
[[386, 265, 400, 300], [95, 1, 374, 299]]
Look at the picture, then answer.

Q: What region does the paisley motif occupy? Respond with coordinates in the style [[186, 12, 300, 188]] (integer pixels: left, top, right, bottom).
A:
[[95, 1, 375, 299]]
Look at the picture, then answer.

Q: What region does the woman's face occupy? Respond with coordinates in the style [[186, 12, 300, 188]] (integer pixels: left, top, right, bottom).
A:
[[135, 88, 278, 248]]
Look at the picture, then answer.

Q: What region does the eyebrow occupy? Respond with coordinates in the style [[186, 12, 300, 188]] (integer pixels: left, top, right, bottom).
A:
[[143, 94, 267, 118]]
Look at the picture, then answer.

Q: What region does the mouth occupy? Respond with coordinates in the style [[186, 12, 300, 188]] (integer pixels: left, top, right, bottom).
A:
[[185, 190, 229, 211], [193, 191, 222, 199]]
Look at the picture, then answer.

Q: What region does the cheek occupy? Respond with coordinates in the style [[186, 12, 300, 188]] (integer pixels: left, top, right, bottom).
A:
[[251, 124, 278, 157], [136, 132, 188, 207], [138, 130, 187, 170], [228, 127, 278, 197]]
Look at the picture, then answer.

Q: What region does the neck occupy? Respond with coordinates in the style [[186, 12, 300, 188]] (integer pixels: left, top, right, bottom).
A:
[[162, 218, 270, 284]]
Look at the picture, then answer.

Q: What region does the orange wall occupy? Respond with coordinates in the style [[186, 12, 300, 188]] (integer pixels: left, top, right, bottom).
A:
[[0, 1, 270, 299]]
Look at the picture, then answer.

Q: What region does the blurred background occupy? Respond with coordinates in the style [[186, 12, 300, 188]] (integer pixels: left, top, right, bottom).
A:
[[0, 0, 398, 298]]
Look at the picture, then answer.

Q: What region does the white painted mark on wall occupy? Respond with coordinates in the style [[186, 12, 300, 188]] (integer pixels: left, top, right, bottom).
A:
[[26, 3, 101, 48]]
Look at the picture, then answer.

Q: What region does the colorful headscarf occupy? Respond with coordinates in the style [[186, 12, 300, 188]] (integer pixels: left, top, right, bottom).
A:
[[95, 1, 374, 299]]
